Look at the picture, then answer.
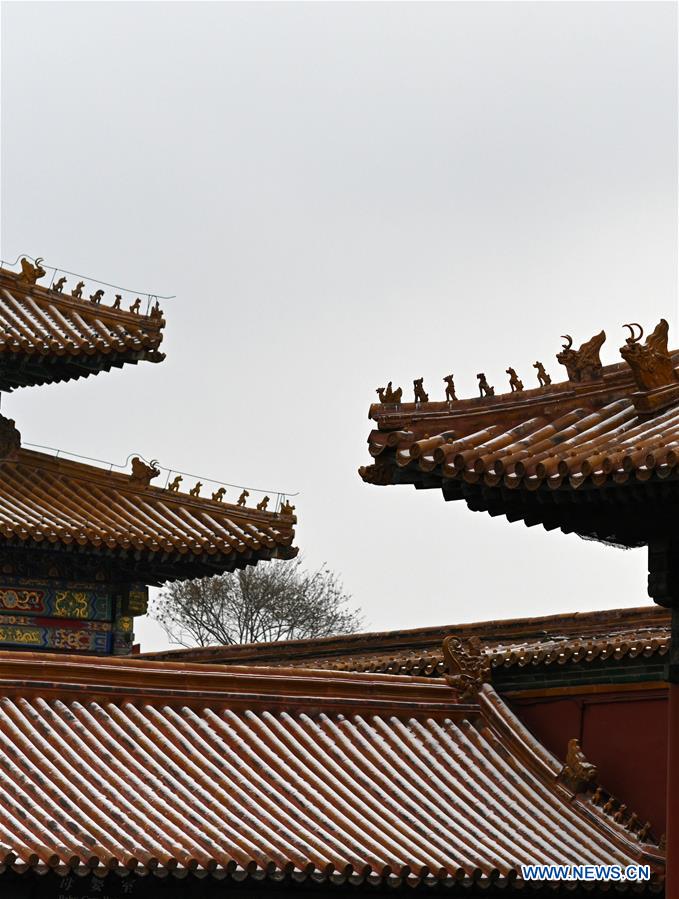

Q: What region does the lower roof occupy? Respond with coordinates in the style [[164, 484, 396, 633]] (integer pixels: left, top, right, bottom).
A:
[[143, 605, 670, 679], [0, 651, 662, 889]]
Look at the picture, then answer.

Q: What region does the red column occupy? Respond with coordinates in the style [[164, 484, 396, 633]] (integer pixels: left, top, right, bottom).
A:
[[667, 680, 679, 898]]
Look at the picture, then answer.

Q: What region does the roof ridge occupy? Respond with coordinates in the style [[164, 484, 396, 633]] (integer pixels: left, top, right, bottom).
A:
[[141, 605, 669, 663], [11, 446, 294, 523], [0, 650, 462, 714], [370, 348, 679, 423]]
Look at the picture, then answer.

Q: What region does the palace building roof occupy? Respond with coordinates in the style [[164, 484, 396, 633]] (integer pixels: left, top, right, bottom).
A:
[[0, 418, 297, 583], [0, 262, 165, 390], [143, 605, 670, 685], [360, 321, 679, 547], [0, 650, 663, 890]]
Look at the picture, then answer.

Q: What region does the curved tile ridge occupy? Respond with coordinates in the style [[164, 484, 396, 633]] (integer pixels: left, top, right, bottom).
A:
[[142, 606, 671, 676], [369, 349, 679, 425], [0, 446, 297, 580], [0, 653, 663, 886], [478, 686, 665, 855], [263, 629, 670, 677], [0, 269, 166, 390], [0, 650, 460, 712], [491, 628, 670, 669]]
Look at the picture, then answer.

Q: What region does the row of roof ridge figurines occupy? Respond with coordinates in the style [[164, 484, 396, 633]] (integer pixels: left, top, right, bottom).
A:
[[114, 457, 297, 516], [446, 636, 664, 849], [376, 319, 675, 404], [5, 257, 163, 319], [0, 414, 295, 517]]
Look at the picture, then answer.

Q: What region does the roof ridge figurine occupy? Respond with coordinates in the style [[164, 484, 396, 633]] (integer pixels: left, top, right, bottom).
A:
[[413, 378, 428, 403], [533, 360, 551, 386], [17, 257, 46, 285], [129, 456, 160, 488], [557, 330, 606, 382], [558, 737, 598, 794], [506, 367, 524, 392], [376, 382, 402, 404], [443, 374, 457, 402], [442, 635, 491, 701], [477, 372, 494, 397], [620, 319, 677, 391]]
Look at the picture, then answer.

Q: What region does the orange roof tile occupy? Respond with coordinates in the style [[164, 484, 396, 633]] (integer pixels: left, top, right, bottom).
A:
[[0, 651, 663, 887], [0, 267, 165, 390], [144, 606, 670, 677], [0, 432, 296, 582]]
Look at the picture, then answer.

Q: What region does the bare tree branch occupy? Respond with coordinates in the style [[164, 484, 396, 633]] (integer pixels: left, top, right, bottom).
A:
[[151, 558, 364, 647]]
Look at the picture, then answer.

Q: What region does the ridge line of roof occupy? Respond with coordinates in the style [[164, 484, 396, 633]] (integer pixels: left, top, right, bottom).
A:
[[476, 686, 664, 865], [0, 650, 467, 712], [6, 447, 296, 525], [369, 351, 679, 426], [142, 605, 669, 662], [0, 269, 166, 327]]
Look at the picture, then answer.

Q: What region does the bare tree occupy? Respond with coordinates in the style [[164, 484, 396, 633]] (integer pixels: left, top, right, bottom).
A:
[[152, 558, 364, 647]]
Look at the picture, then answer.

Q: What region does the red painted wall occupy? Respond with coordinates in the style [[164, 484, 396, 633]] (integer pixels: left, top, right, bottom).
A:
[[511, 689, 668, 836]]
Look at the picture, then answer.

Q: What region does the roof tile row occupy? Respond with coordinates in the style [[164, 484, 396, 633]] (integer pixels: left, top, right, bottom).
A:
[[0, 652, 662, 887], [0, 441, 296, 581]]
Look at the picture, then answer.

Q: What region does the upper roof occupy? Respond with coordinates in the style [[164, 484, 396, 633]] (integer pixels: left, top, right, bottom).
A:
[[360, 321, 679, 546], [143, 605, 670, 680], [0, 417, 297, 583], [0, 650, 662, 889], [0, 261, 165, 390]]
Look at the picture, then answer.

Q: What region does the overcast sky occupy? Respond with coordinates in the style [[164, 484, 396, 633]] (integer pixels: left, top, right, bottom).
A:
[[1, 2, 677, 651]]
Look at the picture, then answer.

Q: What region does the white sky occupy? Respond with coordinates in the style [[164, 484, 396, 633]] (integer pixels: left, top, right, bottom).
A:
[[1, 1, 677, 651]]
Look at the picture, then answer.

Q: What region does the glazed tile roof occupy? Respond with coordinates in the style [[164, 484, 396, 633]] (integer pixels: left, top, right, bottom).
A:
[[144, 606, 670, 678], [0, 430, 297, 582], [360, 337, 679, 546], [0, 266, 165, 390], [0, 651, 662, 888]]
